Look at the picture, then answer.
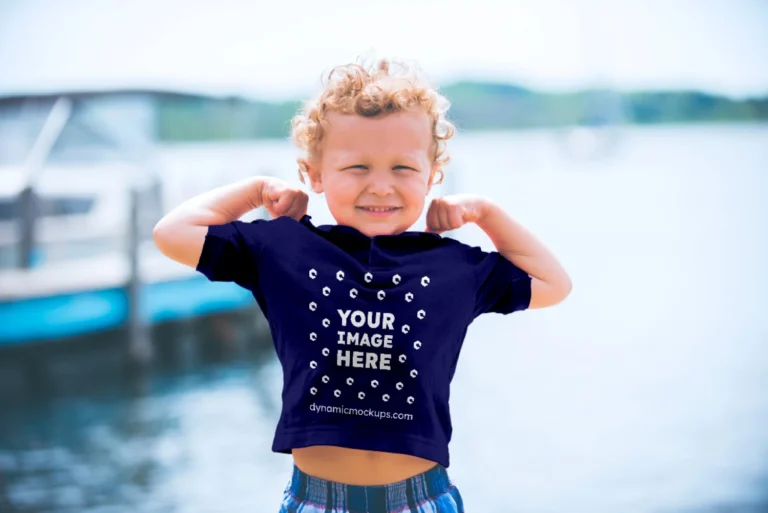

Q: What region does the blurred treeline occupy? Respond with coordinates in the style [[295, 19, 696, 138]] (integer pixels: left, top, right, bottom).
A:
[[157, 81, 768, 141]]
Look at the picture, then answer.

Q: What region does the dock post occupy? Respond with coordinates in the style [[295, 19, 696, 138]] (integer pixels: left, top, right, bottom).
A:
[[17, 186, 37, 269], [127, 186, 153, 366]]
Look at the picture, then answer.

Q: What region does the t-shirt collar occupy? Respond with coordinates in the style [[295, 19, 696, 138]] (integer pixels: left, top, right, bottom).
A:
[[298, 214, 442, 245]]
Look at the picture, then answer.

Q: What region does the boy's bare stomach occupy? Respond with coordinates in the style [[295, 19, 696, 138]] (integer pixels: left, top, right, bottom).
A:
[[292, 446, 438, 485]]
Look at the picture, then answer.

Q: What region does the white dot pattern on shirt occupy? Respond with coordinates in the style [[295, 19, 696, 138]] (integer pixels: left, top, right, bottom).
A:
[[306, 268, 428, 406]]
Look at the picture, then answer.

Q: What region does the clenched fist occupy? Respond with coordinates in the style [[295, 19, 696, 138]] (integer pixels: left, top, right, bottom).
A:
[[425, 194, 488, 234], [261, 178, 309, 220]]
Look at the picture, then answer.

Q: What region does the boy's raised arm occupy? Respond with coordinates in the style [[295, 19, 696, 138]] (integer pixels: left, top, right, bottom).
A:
[[476, 201, 572, 309], [152, 176, 270, 269]]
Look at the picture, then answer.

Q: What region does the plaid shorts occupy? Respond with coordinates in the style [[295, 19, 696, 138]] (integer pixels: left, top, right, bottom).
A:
[[279, 462, 465, 513]]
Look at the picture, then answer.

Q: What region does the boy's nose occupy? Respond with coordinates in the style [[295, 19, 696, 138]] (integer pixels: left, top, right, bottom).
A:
[[366, 173, 395, 196]]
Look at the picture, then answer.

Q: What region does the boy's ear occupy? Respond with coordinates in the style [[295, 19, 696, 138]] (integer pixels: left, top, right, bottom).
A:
[[302, 159, 324, 194], [427, 165, 443, 194]]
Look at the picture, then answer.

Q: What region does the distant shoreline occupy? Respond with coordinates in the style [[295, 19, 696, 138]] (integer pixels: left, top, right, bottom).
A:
[[154, 82, 768, 141], [1, 81, 764, 141]]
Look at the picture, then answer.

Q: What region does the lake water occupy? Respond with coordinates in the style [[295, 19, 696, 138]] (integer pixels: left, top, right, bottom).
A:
[[1, 124, 767, 513]]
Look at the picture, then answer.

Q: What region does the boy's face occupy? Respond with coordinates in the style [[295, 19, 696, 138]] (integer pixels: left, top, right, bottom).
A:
[[306, 110, 437, 238]]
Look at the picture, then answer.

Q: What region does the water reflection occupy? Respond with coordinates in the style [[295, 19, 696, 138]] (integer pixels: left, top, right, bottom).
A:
[[0, 308, 288, 513]]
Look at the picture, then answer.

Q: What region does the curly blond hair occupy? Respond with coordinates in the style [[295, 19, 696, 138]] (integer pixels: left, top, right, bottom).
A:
[[291, 57, 456, 185]]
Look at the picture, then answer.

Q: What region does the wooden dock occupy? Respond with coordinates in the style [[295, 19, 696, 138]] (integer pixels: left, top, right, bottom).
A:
[[0, 241, 256, 346]]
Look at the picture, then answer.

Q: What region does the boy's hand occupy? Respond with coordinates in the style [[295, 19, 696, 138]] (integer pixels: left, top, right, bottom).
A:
[[425, 194, 489, 234], [261, 178, 309, 220]]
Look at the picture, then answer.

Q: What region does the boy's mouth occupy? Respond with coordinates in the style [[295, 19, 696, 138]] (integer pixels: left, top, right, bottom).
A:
[[356, 206, 402, 216]]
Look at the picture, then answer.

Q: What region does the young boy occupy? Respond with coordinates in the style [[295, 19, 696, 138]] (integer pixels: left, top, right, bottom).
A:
[[153, 57, 571, 513]]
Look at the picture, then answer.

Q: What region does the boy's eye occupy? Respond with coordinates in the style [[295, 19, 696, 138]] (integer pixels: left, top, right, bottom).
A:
[[342, 165, 417, 171]]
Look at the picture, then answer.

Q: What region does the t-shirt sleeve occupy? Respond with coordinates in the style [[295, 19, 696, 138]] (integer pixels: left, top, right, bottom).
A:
[[464, 244, 532, 317], [195, 219, 268, 289]]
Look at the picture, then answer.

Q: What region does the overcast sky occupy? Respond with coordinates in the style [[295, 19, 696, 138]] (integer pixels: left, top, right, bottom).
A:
[[0, 0, 766, 100]]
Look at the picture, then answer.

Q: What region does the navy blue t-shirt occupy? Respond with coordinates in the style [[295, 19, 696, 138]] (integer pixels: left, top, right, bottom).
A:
[[196, 214, 531, 467]]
